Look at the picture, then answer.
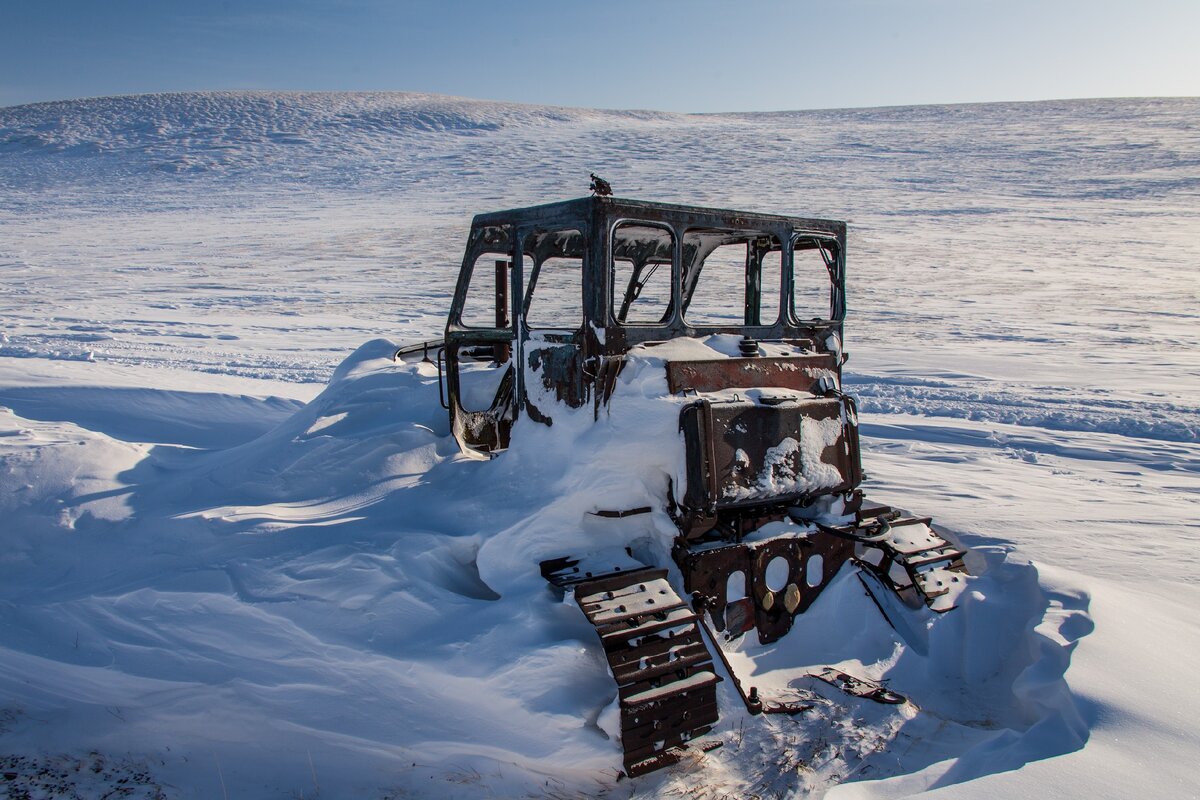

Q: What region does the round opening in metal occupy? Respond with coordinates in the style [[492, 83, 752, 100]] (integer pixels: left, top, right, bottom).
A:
[[764, 556, 790, 593], [806, 554, 825, 587], [726, 570, 747, 602]]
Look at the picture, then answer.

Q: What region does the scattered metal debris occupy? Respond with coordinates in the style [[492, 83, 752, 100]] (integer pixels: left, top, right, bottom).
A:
[[809, 668, 907, 705]]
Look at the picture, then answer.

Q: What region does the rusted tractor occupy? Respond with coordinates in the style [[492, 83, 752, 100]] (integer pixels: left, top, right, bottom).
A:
[[405, 196, 967, 776]]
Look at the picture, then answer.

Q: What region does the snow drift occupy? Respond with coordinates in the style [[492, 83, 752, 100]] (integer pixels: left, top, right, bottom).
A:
[[0, 340, 1107, 798]]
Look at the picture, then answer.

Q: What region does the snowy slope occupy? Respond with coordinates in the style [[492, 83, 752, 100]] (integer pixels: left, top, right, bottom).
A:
[[0, 92, 1198, 799]]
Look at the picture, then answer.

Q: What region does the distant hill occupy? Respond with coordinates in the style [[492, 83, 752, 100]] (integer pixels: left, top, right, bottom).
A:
[[0, 91, 679, 179], [4, 90, 1197, 224], [3, 92, 1196, 200]]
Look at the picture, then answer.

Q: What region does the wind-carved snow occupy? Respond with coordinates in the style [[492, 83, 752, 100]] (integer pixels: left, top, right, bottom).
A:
[[0, 340, 1109, 800], [0, 92, 1197, 800]]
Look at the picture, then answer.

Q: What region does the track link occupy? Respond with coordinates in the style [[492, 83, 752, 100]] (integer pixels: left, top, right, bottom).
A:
[[571, 568, 721, 777], [820, 504, 968, 611]]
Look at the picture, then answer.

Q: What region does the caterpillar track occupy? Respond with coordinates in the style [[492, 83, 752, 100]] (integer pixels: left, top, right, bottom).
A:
[[542, 559, 721, 777], [821, 504, 969, 612]]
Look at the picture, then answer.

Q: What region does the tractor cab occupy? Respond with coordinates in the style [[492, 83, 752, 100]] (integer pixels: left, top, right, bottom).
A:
[[445, 197, 848, 446]]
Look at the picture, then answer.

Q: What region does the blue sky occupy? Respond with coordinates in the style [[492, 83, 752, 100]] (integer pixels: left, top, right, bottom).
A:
[[2, 0, 1197, 111]]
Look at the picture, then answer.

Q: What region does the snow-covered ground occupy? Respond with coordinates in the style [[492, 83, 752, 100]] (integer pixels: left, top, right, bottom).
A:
[[0, 92, 1197, 798]]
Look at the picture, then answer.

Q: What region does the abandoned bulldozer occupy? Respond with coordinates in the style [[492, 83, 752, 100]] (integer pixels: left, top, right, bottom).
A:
[[399, 196, 968, 777]]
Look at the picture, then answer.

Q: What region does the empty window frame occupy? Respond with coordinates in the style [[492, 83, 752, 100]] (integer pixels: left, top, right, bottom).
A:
[[791, 237, 836, 321], [459, 225, 513, 329], [683, 230, 782, 326], [612, 222, 675, 325], [457, 359, 510, 412], [522, 229, 585, 330]]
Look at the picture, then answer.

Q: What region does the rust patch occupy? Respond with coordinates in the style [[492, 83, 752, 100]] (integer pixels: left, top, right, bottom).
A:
[[666, 354, 837, 394]]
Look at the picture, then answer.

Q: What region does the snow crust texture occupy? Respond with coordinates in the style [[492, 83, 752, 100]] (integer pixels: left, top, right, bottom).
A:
[[1, 92, 1198, 799]]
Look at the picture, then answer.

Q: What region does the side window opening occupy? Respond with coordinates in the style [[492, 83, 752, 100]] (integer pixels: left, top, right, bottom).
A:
[[455, 224, 513, 414], [759, 244, 783, 325], [457, 249, 513, 411], [683, 231, 782, 326], [612, 222, 675, 325], [686, 241, 746, 325], [523, 229, 584, 330], [792, 237, 836, 321], [458, 361, 510, 412], [460, 225, 513, 330]]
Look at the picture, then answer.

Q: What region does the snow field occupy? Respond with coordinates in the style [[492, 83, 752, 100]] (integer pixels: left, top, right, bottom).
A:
[[0, 92, 1198, 798]]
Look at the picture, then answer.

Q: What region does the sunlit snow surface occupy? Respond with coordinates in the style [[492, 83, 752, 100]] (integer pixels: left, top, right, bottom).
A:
[[0, 93, 1197, 798]]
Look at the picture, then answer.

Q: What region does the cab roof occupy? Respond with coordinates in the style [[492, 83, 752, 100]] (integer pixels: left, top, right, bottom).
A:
[[469, 196, 846, 239]]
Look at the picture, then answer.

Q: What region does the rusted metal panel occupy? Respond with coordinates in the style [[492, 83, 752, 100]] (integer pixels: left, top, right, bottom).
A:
[[674, 529, 853, 645], [747, 534, 852, 642], [525, 340, 584, 410], [492, 259, 511, 363], [679, 396, 857, 514], [665, 354, 837, 394]]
